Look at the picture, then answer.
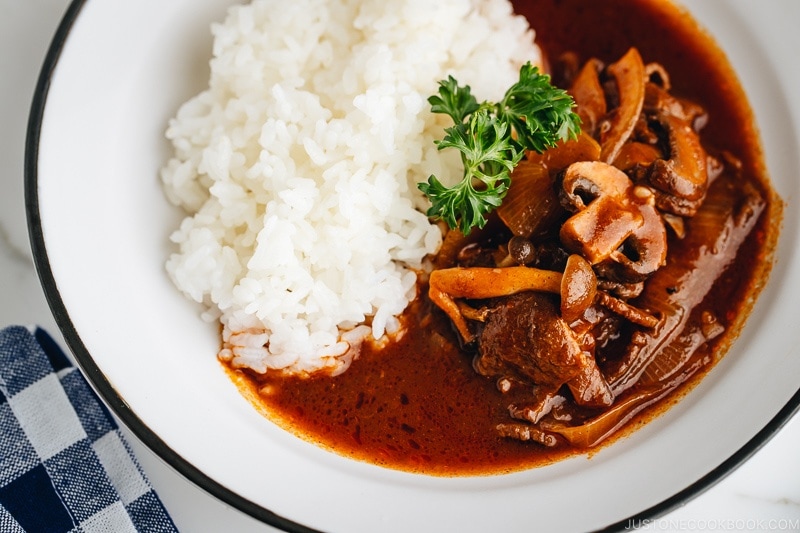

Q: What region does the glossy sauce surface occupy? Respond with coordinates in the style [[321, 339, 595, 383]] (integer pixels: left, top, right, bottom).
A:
[[226, 0, 778, 475]]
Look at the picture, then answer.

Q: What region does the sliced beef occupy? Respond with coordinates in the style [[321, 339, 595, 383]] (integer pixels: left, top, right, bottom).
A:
[[474, 292, 585, 390]]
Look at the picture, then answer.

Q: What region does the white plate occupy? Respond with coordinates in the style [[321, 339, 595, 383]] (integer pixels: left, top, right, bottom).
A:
[[26, 1, 800, 531]]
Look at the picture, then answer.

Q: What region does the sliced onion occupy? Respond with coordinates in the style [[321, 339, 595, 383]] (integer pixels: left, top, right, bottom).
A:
[[497, 159, 564, 238], [529, 130, 601, 173]]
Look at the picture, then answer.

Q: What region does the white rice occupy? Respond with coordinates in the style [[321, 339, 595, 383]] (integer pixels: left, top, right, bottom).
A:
[[161, 0, 541, 375]]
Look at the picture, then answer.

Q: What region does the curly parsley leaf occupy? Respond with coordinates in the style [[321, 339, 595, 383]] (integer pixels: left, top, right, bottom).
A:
[[419, 62, 581, 234], [428, 75, 481, 124], [497, 63, 582, 153], [419, 109, 523, 234]]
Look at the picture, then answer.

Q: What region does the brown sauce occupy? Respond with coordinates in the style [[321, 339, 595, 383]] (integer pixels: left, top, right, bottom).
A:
[[225, 0, 781, 475]]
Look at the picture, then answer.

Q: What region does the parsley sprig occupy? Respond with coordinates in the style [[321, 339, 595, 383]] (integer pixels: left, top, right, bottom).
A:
[[418, 63, 581, 234]]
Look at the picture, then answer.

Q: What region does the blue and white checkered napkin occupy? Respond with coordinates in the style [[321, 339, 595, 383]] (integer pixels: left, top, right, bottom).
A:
[[0, 326, 178, 532]]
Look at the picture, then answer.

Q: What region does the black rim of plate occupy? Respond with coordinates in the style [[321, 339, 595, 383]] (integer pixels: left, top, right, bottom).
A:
[[23, 1, 800, 532]]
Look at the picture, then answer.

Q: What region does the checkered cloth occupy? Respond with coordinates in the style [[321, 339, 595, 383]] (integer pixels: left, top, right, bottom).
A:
[[0, 326, 178, 532]]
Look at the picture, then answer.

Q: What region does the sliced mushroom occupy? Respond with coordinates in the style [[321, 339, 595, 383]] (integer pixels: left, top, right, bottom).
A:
[[428, 266, 562, 343], [646, 112, 709, 216], [597, 186, 668, 282], [634, 81, 711, 217], [559, 161, 644, 264], [645, 62, 671, 91], [600, 48, 646, 164], [560, 161, 668, 282], [560, 160, 633, 210], [569, 58, 607, 136], [644, 81, 707, 129], [561, 254, 597, 323]]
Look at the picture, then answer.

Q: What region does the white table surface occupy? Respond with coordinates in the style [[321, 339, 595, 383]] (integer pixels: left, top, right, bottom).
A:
[[2, 1, 798, 532]]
